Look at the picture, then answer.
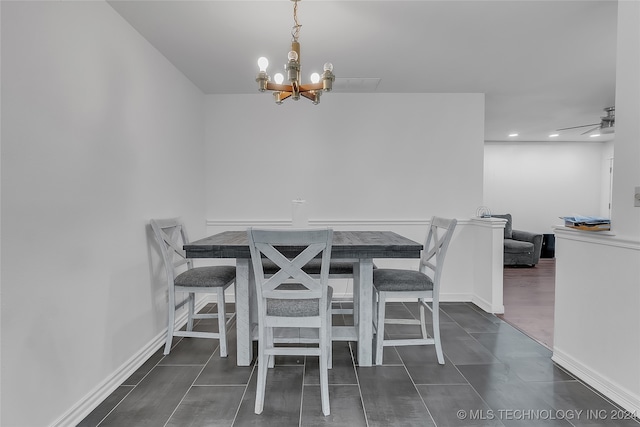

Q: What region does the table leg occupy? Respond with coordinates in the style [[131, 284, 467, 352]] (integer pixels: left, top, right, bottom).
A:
[[235, 258, 253, 366], [356, 258, 374, 366]]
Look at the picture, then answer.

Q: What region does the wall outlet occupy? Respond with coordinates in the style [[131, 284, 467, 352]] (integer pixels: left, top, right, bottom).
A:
[[635, 186, 640, 207]]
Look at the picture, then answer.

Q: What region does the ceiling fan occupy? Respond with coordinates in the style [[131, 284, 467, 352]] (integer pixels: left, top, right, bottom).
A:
[[556, 106, 615, 135]]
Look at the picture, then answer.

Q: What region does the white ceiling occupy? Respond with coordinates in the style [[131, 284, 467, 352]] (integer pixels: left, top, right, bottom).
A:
[[107, 0, 618, 142]]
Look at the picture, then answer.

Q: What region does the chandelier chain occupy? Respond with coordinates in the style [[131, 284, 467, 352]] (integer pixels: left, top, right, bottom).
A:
[[291, 0, 301, 42]]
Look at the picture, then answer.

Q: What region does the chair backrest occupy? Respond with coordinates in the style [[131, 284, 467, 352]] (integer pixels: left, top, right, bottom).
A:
[[150, 218, 192, 288], [247, 228, 333, 318], [419, 217, 457, 292]]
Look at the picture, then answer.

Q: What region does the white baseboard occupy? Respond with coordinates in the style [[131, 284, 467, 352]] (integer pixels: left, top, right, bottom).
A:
[[552, 348, 640, 416], [471, 294, 504, 314], [51, 297, 211, 427]]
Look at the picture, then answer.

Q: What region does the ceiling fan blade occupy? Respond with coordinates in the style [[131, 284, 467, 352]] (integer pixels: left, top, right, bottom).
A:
[[556, 123, 601, 131], [580, 126, 601, 135]]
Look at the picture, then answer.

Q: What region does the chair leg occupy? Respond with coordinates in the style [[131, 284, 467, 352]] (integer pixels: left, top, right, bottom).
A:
[[164, 294, 176, 355], [326, 311, 333, 370], [187, 292, 195, 332], [419, 299, 428, 339], [375, 291, 386, 365], [217, 288, 228, 358], [319, 322, 331, 416], [254, 338, 268, 415], [432, 300, 444, 365], [266, 327, 275, 368]]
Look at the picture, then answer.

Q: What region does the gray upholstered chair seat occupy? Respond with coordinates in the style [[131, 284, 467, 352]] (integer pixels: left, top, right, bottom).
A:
[[174, 265, 236, 288], [373, 268, 434, 292], [262, 259, 353, 275], [266, 284, 334, 317]]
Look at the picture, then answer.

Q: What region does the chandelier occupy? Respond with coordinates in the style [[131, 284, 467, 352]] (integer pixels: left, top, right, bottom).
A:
[[256, 0, 334, 105]]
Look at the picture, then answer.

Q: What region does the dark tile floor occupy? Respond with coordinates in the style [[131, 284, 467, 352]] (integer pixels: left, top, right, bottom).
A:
[[78, 302, 639, 427]]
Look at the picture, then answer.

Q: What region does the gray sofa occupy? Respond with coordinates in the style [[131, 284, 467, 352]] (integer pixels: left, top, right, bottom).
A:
[[493, 214, 543, 266]]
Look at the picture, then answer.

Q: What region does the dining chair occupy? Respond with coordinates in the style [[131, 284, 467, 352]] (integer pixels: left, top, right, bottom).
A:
[[247, 227, 334, 416], [372, 216, 457, 365], [151, 218, 236, 357], [261, 258, 355, 315]]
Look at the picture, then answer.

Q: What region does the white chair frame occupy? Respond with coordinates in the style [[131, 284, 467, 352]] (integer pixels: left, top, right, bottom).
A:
[[248, 228, 333, 416], [151, 218, 236, 356], [373, 217, 457, 365]]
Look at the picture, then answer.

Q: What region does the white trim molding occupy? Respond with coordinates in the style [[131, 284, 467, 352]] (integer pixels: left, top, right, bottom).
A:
[[552, 349, 640, 416], [206, 218, 478, 228], [554, 226, 640, 251]]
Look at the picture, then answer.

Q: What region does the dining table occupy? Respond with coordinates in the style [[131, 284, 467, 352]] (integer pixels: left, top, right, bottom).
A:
[[185, 230, 422, 367]]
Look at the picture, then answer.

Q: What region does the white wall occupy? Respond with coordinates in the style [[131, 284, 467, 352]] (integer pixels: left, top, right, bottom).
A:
[[484, 141, 612, 235], [204, 93, 484, 222], [1, 2, 206, 426]]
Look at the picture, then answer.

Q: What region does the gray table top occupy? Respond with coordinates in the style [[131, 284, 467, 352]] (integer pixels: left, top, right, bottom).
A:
[[185, 230, 422, 259]]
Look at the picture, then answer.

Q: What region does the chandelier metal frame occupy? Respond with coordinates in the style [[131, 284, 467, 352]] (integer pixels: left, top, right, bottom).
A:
[[256, 0, 334, 105]]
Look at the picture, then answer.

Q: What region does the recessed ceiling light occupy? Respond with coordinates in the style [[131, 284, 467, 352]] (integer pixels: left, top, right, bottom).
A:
[[590, 134, 601, 137], [549, 134, 559, 137], [508, 133, 519, 137]]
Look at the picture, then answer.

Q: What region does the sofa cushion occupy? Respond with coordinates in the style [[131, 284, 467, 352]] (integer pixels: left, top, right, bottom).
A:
[[504, 239, 534, 254], [492, 214, 513, 239]]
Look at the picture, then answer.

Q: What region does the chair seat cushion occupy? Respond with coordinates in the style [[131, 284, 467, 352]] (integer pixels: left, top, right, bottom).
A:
[[504, 239, 534, 254], [262, 259, 354, 275], [266, 284, 333, 317], [174, 265, 236, 288], [373, 268, 434, 292]]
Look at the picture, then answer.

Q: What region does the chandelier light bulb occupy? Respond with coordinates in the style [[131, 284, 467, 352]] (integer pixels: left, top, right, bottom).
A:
[[257, 57, 269, 72], [310, 73, 320, 83], [288, 51, 299, 62], [274, 73, 284, 84], [323, 62, 333, 72]]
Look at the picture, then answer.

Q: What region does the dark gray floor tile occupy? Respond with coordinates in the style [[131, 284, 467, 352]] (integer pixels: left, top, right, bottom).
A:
[[301, 385, 367, 426], [383, 302, 417, 320], [500, 357, 574, 383], [440, 321, 479, 341], [442, 338, 501, 365], [195, 349, 254, 386], [527, 381, 640, 426], [418, 384, 505, 426], [305, 341, 358, 385], [78, 300, 635, 427], [159, 334, 219, 366], [233, 365, 304, 426], [357, 366, 436, 426], [471, 330, 552, 360], [76, 386, 133, 427], [165, 385, 246, 427], [98, 365, 202, 427], [122, 347, 165, 386], [195, 321, 254, 386], [403, 302, 456, 324], [396, 346, 468, 385], [442, 304, 504, 333], [457, 364, 572, 426]]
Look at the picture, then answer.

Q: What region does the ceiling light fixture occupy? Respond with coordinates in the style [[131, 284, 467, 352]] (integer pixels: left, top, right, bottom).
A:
[[256, 0, 335, 105], [590, 133, 601, 137], [508, 133, 519, 137], [549, 134, 559, 137]]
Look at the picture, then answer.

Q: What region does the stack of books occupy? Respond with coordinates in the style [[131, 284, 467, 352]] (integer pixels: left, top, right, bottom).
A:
[[561, 216, 611, 231]]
